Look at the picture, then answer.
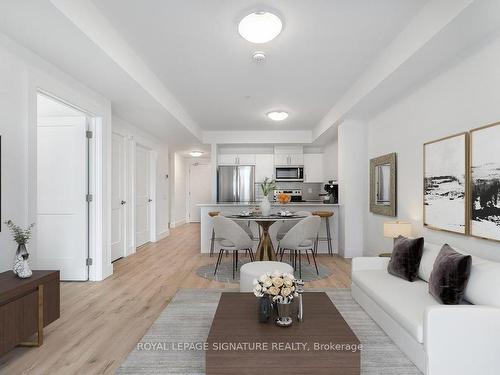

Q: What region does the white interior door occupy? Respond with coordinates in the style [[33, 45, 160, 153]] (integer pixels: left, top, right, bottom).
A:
[[111, 133, 126, 261], [37, 115, 88, 281], [188, 162, 212, 222], [135, 144, 151, 247]]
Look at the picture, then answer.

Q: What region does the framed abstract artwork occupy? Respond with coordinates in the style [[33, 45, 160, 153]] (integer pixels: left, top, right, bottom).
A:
[[423, 133, 469, 234], [470, 122, 500, 242]]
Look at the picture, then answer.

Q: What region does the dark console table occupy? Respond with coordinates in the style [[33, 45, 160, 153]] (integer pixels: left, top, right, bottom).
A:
[[0, 270, 60, 356]]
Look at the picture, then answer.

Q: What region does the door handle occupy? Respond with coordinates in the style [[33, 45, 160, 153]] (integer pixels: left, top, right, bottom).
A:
[[121, 200, 126, 205], [148, 199, 153, 202]]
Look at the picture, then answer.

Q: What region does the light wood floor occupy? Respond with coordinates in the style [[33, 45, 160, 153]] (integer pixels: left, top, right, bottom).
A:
[[0, 223, 351, 375]]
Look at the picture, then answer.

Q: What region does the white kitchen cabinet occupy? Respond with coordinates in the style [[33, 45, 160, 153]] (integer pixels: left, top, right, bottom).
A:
[[274, 153, 304, 166], [255, 154, 275, 182], [274, 154, 289, 166], [218, 154, 238, 165], [289, 154, 304, 166], [304, 154, 324, 183], [218, 154, 256, 165], [237, 154, 256, 165]]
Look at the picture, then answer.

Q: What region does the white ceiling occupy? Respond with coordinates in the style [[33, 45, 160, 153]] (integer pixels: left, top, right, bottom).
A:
[[1, 0, 499, 149], [91, 0, 426, 131], [0, 0, 203, 151]]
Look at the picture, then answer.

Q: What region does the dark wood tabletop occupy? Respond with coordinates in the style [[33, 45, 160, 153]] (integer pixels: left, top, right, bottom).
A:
[[0, 270, 59, 302], [206, 292, 360, 375]]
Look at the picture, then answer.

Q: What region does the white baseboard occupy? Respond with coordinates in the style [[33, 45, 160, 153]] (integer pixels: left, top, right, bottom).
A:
[[170, 218, 186, 228], [156, 229, 169, 241]]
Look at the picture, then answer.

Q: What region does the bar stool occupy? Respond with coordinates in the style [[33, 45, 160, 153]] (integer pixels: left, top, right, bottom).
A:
[[312, 211, 334, 256], [208, 211, 220, 257]]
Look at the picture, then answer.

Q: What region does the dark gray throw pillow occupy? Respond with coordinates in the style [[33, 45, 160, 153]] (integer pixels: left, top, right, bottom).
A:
[[387, 236, 424, 281], [429, 244, 472, 304]]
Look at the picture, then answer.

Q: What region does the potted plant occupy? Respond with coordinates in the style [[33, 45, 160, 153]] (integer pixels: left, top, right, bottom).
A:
[[260, 177, 276, 216], [253, 270, 299, 326], [5, 220, 35, 278]]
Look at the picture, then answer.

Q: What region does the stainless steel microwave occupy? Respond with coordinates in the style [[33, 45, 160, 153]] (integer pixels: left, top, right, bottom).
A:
[[275, 166, 304, 181]]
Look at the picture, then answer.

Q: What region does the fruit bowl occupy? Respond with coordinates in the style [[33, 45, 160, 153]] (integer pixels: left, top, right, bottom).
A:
[[276, 193, 291, 204]]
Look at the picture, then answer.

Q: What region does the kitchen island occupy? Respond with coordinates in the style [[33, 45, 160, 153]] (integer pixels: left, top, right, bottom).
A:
[[198, 202, 340, 254]]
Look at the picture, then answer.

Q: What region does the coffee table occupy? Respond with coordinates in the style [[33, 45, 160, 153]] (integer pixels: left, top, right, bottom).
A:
[[206, 292, 360, 374]]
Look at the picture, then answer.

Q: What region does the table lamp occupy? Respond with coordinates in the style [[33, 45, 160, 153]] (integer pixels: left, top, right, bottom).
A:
[[384, 221, 412, 243]]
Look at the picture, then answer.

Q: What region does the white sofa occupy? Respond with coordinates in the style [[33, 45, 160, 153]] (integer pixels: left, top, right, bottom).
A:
[[352, 242, 500, 375]]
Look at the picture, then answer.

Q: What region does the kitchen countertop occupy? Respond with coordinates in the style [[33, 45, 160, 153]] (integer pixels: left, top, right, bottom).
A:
[[197, 201, 340, 207]]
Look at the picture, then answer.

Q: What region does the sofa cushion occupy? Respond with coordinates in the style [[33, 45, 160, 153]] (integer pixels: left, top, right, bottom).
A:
[[387, 236, 424, 281], [417, 243, 441, 282], [429, 244, 472, 304], [464, 259, 500, 306], [353, 269, 440, 343], [418, 242, 500, 306]]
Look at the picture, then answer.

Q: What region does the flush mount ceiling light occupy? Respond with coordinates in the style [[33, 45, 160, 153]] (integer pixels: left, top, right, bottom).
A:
[[267, 111, 289, 121], [189, 151, 203, 157], [238, 11, 282, 43]]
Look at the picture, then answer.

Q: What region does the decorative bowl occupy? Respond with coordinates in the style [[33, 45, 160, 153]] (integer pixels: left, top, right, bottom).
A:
[[276, 193, 291, 204]]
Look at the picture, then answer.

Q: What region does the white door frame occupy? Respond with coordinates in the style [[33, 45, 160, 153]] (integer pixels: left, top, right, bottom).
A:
[[111, 131, 127, 261], [34, 91, 97, 280], [28, 81, 110, 281], [187, 159, 210, 223], [132, 141, 157, 249]]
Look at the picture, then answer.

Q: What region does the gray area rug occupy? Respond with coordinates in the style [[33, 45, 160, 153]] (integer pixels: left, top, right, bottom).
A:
[[117, 289, 422, 375], [196, 258, 333, 283]]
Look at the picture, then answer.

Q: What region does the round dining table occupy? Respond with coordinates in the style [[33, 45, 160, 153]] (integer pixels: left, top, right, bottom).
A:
[[228, 214, 307, 261]]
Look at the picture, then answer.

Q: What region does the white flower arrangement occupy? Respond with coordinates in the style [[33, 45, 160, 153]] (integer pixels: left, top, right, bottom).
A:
[[253, 270, 299, 303]]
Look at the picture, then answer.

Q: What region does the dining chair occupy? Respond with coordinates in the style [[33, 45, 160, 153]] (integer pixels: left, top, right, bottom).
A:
[[279, 216, 321, 278], [219, 214, 257, 258], [208, 211, 220, 257], [213, 216, 255, 278], [236, 221, 260, 242], [276, 211, 312, 259]]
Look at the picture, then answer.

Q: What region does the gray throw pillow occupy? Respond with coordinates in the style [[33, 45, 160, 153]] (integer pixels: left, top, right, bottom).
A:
[[387, 236, 424, 281], [429, 244, 472, 304]]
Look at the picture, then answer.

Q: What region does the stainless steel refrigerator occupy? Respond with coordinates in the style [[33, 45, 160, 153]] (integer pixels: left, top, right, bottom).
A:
[[217, 166, 255, 202]]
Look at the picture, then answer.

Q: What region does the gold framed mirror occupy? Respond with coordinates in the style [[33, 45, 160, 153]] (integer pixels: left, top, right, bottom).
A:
[[370, 153, 397, 216]]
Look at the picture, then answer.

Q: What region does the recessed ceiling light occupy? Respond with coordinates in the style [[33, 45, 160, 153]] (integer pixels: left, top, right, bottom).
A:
[[189, 151, 203, 157], [267, 111, 289, 121], [238, 11, 282, 44]]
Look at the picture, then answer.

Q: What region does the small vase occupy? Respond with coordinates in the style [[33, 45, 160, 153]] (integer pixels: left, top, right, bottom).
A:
[[260, 195, 271, 216], [13, 244, 32, 279], [258, 296, 272, 323]]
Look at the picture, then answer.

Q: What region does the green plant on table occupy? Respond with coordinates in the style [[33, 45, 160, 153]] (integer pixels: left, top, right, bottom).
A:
[[5, 220, 35, 245], [260, 177, 276, 197]]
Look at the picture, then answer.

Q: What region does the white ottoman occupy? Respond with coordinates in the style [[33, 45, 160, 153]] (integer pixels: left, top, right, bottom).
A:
[[239, 261, 294, 292]]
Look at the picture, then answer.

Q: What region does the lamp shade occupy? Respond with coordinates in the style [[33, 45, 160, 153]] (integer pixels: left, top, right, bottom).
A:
[[384, 222, 412, 238]]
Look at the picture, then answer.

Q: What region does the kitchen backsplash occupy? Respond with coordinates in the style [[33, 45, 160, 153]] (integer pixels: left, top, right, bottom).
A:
[[254, 182, 325, 201]]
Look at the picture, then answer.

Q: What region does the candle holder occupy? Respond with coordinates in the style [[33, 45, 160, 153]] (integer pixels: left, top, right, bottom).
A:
[[296, 279, 305, 322]]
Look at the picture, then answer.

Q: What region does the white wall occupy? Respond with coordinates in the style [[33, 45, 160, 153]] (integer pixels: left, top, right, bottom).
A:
[[363, 34, 500, 261], [112, 116, 170, 251], [170, 153, 187, 227], [322, 139, 338, 181], [0, 44, 29, 273], [0, 34, 112, 279], [338, 120, 367, 258]]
